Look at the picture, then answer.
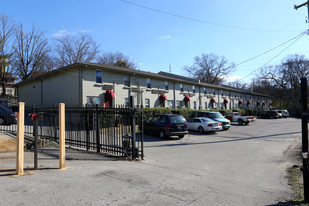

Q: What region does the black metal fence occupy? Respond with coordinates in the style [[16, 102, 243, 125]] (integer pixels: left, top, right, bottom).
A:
[[0, 104, 144, 159]]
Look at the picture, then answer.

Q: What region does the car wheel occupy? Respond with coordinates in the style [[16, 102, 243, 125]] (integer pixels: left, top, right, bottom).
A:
[[178, 135, 184, 139], [0, 117, 4, 125], [238, 119, 243, 125], [159, 130, 166, 139], [198, 126, 204, 134]]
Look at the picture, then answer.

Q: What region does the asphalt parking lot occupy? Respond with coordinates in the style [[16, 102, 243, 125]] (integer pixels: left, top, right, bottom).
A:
[[0, 118, 302, 206]]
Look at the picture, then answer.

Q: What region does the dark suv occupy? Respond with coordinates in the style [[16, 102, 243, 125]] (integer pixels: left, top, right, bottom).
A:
[[143, 114, 188, 139], [258, 110, 279, 119], [0, 105, 17, 125]]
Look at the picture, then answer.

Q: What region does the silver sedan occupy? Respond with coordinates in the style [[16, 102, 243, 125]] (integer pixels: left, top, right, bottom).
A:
[[187, 117, 222, 133]]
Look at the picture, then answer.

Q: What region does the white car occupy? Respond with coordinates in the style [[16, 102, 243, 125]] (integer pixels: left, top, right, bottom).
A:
[[188, 117, 222, 133]]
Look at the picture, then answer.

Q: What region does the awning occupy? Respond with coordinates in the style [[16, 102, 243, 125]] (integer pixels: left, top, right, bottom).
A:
[[262, 101, 265, 105], [211, 98, 216, 103], [269, 102, 272, 105], [184, 96, 191, 102], [105, 90, 115, 98], [224, 99, 228, 103], [257, 101, 260, 105], [159, 94, 167, 101], [247, 100, 251, 105], [104, 90, 115, 107], [239, 100, 243, 104]]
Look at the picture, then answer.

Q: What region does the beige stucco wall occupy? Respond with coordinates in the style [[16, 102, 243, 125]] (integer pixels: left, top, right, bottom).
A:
[[18, 65, 271, 110], [18, 68, 80, 107], [18, 80, 42, 106]]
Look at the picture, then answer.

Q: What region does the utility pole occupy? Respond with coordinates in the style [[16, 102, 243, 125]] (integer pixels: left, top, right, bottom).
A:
[[294, 1, 309, 23], [301, 78, 309, 202], [295, 3, 309, 202]]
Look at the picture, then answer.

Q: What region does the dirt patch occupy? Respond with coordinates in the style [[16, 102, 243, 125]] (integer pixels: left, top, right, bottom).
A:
[[0, 138, 17, 153]]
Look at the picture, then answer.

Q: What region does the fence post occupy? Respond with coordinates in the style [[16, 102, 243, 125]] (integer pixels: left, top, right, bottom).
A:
[[16, 102, 25, 176], [130, 96, 137, 159], [34, 117, 38, 170], [141, 105, 144, 160], [53, 105, 57, 140], [59, 103, 65, 170], [85, 105, 90, 151], [96, 104, 100, 153]]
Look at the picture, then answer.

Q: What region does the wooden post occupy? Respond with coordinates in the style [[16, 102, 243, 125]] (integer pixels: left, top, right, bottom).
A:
[[16, 102, 25, 176], [59, 103, 65, 169]]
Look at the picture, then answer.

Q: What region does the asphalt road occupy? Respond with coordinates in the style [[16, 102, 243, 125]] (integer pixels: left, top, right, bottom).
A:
[[0, 118, 302, 206]]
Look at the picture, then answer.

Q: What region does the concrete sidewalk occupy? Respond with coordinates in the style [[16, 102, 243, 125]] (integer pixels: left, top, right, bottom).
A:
[[0, 132, 114, 176]]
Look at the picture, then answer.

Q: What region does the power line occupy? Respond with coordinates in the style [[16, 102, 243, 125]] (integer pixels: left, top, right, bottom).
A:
[[236, 31, 307, 66], [235, 31, 307, 81], [120, 0, 304, 32]]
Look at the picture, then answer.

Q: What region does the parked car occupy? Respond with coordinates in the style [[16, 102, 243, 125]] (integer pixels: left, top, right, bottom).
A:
[[225, 112, 255, 125], [143, 114, 188, 138], [258, 110, 279, 119], [0, 105, 17, 125], [190, 111, 231, 130], [282, 110, 290, 118], [277, 110, 289, 118], [276, 110, 283, 118], [188, 117, 222, 133]]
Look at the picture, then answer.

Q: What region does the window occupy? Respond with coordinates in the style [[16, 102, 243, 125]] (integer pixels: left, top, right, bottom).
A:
[[124, 76, 130, 87], [193, 101, 197, 110], [203, 88, 206, 95], [167, 100, 173, 108], [125, 98, 130, 107], [145, 99, 150, 108], [146, 79, 151, 88], [165, 81, 169, 90], [180, 84, 183, 92], [176, 100, 182, 108], [6, 88, 13, 95], [192, 86, 196, 93], [96, 71, 102, 84], [87, 97, 100, 105]]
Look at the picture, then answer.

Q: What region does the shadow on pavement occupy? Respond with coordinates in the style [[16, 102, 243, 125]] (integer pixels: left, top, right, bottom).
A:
[[266, 200, 306, 205], [144, 131, 301, 148]]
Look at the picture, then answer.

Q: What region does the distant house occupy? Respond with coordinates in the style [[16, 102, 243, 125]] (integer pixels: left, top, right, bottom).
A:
[[15, 63, 271, 109], [0, 57, 16, 97]]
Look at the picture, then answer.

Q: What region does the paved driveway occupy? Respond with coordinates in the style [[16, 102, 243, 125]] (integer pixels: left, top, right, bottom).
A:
[[0, 118, 301, 206]]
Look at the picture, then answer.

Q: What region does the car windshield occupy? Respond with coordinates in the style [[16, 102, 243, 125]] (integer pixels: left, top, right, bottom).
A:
[[170, 116, 186, 124], [210, 113, 224, 118]]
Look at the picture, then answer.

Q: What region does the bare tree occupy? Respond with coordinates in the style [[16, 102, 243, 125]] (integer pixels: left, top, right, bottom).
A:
[[227, 81, 249, 90], [184, 53, 235, 85], [255, 54, 309, 115], [97, 51, 137, 69], [0, 14, 15, 95], [12, 23, 51, 80], [54, 33, 99, 66]]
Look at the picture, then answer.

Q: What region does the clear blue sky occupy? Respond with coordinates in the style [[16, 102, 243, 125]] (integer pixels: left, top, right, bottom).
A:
[[2, 0, 309, 83]]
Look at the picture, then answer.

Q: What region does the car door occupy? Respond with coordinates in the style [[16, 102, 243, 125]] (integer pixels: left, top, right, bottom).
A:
[[149, 115, 161, 133], [143, 116, 153, 133], [194, 119, 202, 131], [188, 119, 194, 130]]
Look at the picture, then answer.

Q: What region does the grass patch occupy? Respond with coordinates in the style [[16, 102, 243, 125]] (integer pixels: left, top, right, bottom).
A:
[[287, 164, 309, 205]]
